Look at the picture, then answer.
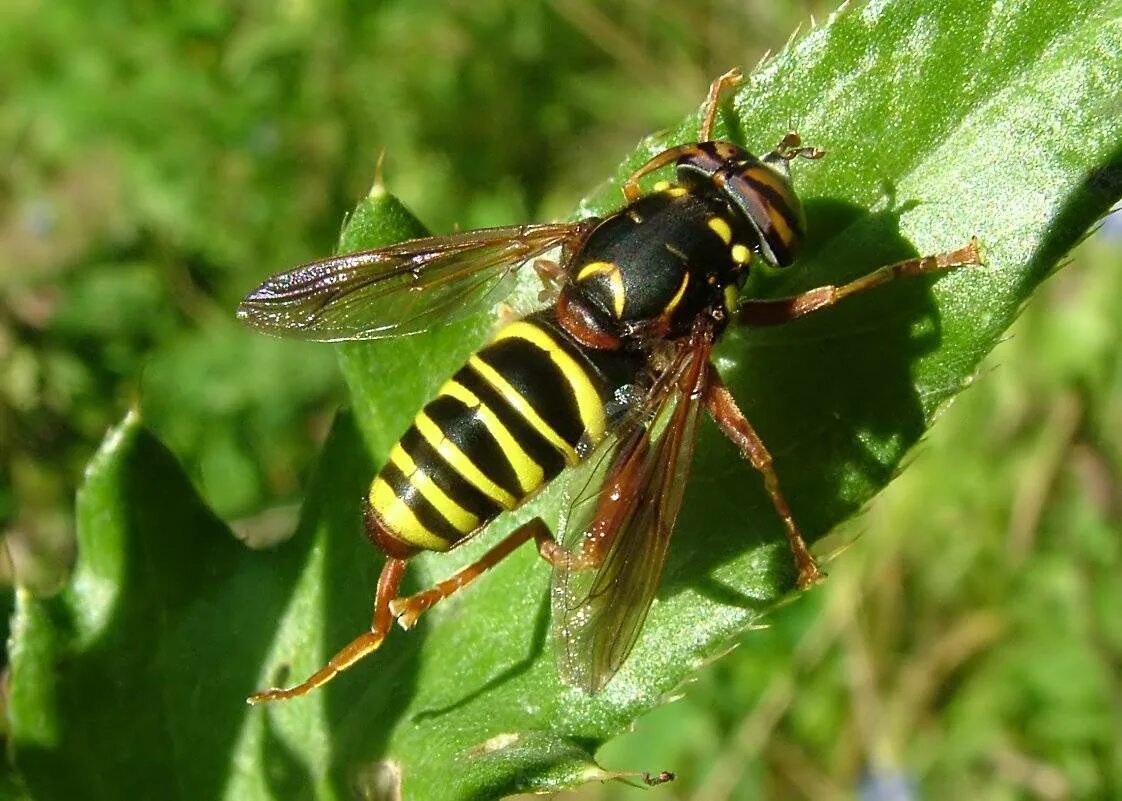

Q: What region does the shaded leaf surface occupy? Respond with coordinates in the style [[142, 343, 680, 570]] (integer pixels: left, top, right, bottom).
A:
[[7, 2, 1122, 799]]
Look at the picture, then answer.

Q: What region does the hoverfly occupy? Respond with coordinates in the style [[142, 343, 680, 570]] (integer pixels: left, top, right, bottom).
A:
[[239, 68, 982, 702]]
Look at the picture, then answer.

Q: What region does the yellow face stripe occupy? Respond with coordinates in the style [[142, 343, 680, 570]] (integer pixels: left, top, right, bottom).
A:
[[731, 243, 751, 264], [766, 203, 795, 246], [388, 443, 479, 534], [707, 216, 733, 245], [744, 166, 796, 246], [663, 271, 690, 317], [369, 477, 451, 551], [575, 260, 625, 318], [414, 411, 518, 508], [652, 180, 671, 192], [662, 186, 688, 198], [490, 321, 607, 448], [743, 164, 789, 196], [437, 378, 545, 494]]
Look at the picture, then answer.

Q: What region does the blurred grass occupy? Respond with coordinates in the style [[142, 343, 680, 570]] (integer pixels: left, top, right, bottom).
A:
[[1, 0, 1119, 799]]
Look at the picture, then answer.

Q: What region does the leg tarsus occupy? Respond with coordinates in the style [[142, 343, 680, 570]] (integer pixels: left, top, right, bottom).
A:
[[495, 302, 519, 325], [619, 67, 746, 202], [247, 557, 407, 704], [739, 238, 983, 327], [621, 145, 696, 203], [704, 372, 823, 589], [532, 258, 563, 303]]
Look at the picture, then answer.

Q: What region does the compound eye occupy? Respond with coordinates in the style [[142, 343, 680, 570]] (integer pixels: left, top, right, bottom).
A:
[[712, 141, 742, 160]]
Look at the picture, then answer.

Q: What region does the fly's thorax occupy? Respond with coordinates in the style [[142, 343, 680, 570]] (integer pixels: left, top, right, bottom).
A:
[[675, 141, 807, 268], [565, 188, 752, 343]]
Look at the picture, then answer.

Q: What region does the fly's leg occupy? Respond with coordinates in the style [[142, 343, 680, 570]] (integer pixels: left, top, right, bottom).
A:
[[739, 239, 982, 326], [698, 67, 743, 142], [620, 145, 698, 203], [620, 68, 744, 202], [704, 371, 822, 589], [248, 557, 407, 704], [533, 258, 564, 303], [389, 517, 566, 629]]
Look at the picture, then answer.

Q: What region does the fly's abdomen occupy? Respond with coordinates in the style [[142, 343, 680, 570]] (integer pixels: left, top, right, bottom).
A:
[[368, 312, 616, 553]]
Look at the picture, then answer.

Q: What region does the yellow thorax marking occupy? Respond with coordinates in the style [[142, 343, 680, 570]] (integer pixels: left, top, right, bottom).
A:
[[724, 285, 740, 316], [576, 260, 626, 319], [663, 271, 690, 318], [731, 243, 751, 264], [707, 216, 733, 245], [651, 179, 687, 197]]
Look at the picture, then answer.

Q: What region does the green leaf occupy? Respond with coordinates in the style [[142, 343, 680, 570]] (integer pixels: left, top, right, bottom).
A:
[[7, 2, 1121, 799], [7, 410, 383, 800]]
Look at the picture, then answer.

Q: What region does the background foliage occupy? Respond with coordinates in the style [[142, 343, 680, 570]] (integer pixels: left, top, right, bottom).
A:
[[1, 1, 1120, 799]]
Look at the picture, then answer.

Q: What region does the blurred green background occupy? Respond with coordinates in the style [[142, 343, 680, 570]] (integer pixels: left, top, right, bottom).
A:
[[2, 1, 1119, 799]]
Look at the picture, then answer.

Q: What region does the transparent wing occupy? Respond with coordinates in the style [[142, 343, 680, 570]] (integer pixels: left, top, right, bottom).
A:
[[237, 221, 595, 341], [551, 336, 712, 694]]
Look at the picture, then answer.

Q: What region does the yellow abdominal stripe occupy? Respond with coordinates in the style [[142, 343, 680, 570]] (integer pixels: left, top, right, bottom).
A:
[[489, 321, 607, 451], [438, 376, 544, 494], [576, 260, 626, 318], [388, 443, 478, 533], [414, 411, 517, 509], [369, 476, 451, 551], [468, 354, 579, 469]]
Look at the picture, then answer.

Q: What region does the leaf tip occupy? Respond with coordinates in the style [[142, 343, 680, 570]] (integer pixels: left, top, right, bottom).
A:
[[369, 147, 388, 199]]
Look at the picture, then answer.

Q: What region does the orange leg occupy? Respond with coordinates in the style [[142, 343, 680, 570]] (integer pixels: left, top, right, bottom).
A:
[[698, 67, 743, 142], [704, 371, 822, 589], [532, 258, 564, 303], [739, 239, 982, 326], [621, 144, 698, 203], [248, 557, 407, 704], [390, 517, 565, 629], [621, 67, 744, 202]]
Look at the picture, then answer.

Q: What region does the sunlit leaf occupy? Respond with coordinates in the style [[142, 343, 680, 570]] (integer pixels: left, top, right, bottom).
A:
[[8, 2, 1121, 799]]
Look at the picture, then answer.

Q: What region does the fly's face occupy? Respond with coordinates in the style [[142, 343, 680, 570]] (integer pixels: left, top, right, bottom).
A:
[[675, 138, 817, 268]]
